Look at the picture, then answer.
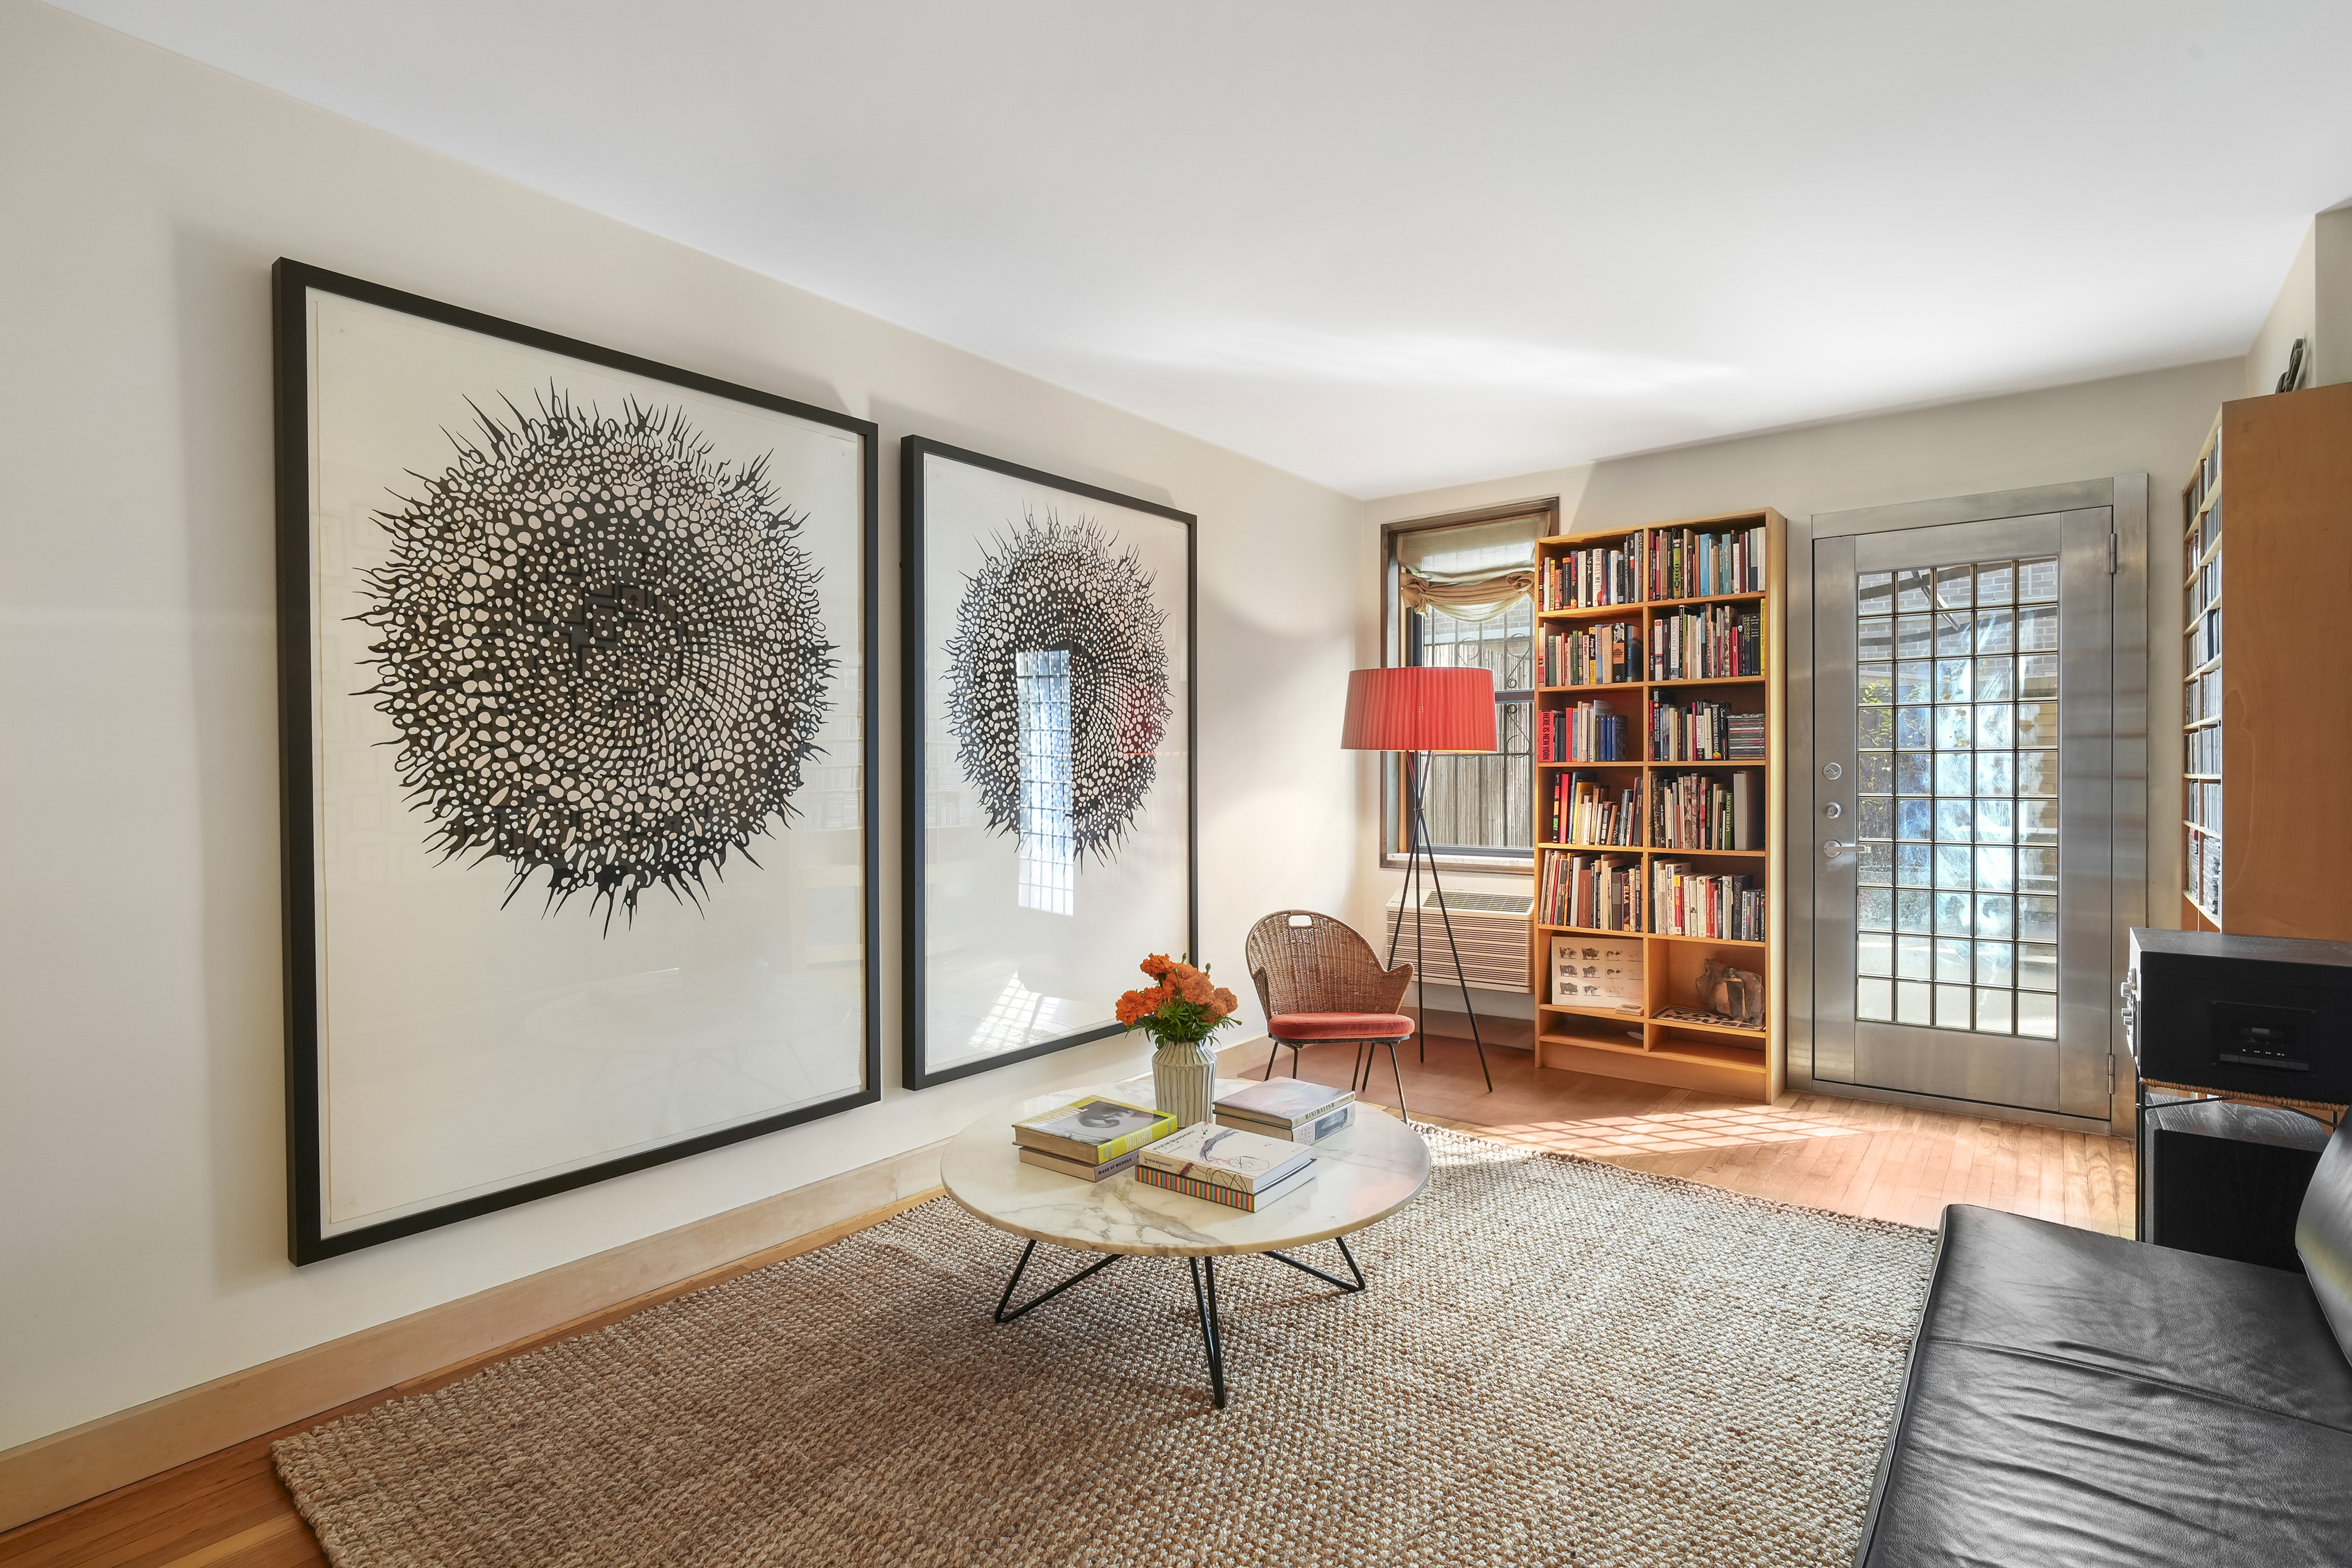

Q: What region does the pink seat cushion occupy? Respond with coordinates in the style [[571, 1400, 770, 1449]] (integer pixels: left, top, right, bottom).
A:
[[1268, 1012, 1415, 1042]]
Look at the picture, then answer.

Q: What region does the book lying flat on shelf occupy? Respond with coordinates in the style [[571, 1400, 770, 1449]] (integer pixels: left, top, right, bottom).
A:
[[1018, 1146, 1139, 1183], [1134, 1159, 1317, 1212], [1550, 935, 1643, 1012], [1137, 1121, 1314, 1194], [1012, 1096, 1174, 1166], [1213, 1079, 1356, 1144]]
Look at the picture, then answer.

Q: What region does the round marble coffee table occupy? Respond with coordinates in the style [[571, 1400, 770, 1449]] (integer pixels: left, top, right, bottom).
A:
[[941, 1075, 1433, 1407]]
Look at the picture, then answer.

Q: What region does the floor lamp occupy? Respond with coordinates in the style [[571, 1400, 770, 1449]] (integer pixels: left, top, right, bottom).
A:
[[1341, 667, 1495, 1093]]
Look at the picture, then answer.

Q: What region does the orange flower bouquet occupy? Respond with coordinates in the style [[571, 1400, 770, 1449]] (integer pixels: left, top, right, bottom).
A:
[[1115, 954, 1242, 1046]]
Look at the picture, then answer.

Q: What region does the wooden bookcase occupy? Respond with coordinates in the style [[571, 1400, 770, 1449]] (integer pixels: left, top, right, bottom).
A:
[[2179, 381, 2352, 941], [1528, 509, 1786, 1101]]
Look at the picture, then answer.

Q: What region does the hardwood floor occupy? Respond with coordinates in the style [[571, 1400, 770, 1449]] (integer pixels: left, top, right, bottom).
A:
[[1248, 1031, 2135, 1235], [1, 1039, 2134, 1565]]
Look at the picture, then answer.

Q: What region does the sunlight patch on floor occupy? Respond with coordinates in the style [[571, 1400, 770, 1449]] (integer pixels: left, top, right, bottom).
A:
[[1488, 1106, 1867, 1157]]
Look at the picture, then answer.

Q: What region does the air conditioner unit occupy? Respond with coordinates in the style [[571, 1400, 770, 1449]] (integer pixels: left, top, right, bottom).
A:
[[1383, 889, 1533, 994]]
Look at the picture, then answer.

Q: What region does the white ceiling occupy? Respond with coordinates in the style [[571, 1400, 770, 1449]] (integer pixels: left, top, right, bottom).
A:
[[55, 0, 2352, 497]]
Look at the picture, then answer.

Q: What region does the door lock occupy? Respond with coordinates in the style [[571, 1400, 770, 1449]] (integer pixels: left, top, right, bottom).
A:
[[1822, 762, 1843, 780], [1823, 802, 1843, 818]]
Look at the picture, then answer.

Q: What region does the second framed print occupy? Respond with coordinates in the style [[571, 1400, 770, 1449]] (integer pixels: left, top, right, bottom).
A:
[[902, 439, 1196, 1089]]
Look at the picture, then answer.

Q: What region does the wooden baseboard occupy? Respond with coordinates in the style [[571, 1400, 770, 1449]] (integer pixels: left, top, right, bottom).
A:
[[0, 1144, 945, 1534]]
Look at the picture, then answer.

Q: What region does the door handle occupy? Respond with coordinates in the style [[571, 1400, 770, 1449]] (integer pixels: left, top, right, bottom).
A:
[[1821, 841, 1858, 859]]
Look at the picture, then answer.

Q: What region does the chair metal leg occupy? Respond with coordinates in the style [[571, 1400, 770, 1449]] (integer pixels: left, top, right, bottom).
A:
[[1387, 1039, 1412, 1124]]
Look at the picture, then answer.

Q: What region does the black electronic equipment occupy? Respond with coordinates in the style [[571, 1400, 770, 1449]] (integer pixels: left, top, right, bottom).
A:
[[2124, 928, 2351, 1264], [2123, 928, 2352, 1104], [2139, 1095, 2329, 1270]]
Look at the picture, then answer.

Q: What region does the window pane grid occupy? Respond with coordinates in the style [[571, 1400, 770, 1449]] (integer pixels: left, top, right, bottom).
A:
[[1416, 595, 1534, 853], [1853, 557, 2057, 1038]]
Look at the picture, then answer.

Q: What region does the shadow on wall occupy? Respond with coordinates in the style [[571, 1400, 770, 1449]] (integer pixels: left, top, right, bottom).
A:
[[174, 221, 294, 1291]]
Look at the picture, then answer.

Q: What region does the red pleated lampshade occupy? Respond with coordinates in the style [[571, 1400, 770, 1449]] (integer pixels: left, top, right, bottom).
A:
[[1339, 667, 1497, 753]]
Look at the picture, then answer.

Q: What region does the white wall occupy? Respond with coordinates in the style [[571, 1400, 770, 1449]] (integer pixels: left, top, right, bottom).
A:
[[0, 0, 1362, 1452], [1356, 359, 2247, 951], [2246, 222, 2316, 398]]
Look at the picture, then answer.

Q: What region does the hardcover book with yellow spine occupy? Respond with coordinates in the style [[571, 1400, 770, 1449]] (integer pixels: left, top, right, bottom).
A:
[[1011, 1096, 1174, 1165]]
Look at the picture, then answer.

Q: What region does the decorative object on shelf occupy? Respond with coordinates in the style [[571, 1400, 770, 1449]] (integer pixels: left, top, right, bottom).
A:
[[902, 438, 1195, 1090], [1116, 954, 1241, 1127], [1693, 960, 1765, 1027], [270, 260, 879, 1263], [1340, 665, 1498, 1092], [1549, 935, 1643, 1013]]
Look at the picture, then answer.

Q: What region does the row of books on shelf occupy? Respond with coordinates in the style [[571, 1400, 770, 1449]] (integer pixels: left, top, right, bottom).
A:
[[1653, 700, 1766, 761], [1550, 774, 1642, 846], [1542, 540, 1641, 610], [2188, 668, 2221, 724], [2187, 604, 2222, 670], [1650, 862, 1765, 941], [1650, 604, 1763, 681], [2189, 493, 2223, 559], [1010, 1080, 1359, 1211], [2185, 547, 2221, 628], [1535, 699, 1632, 763], [1540, 623, 1642, 686], [2184, 436, 2220, 529], [2188, 779, 2221, 830], [2186, 723, 2222, 778], [1538, 851, 1765, 940], [1547, 769, 1765, 851], [1539, 851, 1642, 931], [1652, 770, 1762, 851], [1650, 523, 1767, 600], [1540, 524, 1769, 609], [2186, 828, 2222, 919]]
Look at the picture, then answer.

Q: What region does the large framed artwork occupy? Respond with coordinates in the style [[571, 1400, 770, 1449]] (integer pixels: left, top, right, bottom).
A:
[[273, 260, 879, 1262], [901, 439, 1196, 1090]]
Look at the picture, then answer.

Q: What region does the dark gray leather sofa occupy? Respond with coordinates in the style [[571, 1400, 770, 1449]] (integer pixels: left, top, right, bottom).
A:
[[1853, 1114, 2352, 1566]]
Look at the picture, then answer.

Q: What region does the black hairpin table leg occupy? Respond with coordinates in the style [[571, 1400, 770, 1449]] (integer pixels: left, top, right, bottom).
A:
[[1188, 1256, 1228, 1408], [1264, 1233, 1366, 1293], [993, 1238, 1122, 1324]]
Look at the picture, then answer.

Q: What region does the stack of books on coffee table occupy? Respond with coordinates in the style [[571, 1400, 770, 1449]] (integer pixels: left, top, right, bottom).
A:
[[1012, 1095, 1175, 1182], [1213, 1079, 1356, 1144], [1135, 1122, 1317, 1212]]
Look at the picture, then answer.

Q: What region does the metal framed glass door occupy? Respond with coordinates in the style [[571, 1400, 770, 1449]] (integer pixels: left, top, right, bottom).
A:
[[1810, 509, 2117, 1122]]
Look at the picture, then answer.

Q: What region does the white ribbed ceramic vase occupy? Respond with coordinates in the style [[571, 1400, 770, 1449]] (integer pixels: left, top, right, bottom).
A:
[[1150, 1038, 1219, 1128]]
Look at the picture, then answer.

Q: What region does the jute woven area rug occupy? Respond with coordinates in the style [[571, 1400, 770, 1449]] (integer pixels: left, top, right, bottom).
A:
[[276, 1128, 1937, 1567]]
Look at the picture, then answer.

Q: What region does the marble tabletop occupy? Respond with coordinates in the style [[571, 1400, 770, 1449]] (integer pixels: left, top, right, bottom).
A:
[[941, 1075, 1433, 1258]]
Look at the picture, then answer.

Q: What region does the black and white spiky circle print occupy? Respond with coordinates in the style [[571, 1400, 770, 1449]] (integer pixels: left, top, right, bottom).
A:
[[357, 391, 834, 926], [943, 513, 1170, 864]]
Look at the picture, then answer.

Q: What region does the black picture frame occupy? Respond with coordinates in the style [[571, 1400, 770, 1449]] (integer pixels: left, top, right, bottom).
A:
[[900, 437, 1198, 1091], [273, 259, 881, 1263]]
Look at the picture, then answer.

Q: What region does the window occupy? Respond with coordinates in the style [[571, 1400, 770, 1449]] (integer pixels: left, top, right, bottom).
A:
[[1384, 507, 1545, 865], [1014, 648, 1075, 915]]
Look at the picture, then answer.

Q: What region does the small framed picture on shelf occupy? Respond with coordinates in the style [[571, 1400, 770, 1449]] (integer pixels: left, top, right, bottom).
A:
[[1550, 935, 1644, 1013]]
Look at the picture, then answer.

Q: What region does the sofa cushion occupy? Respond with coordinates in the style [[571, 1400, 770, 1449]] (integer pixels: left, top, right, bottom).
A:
[[2297, 1117, 2352, 1362], [1855, 1205, 2352, 1566]]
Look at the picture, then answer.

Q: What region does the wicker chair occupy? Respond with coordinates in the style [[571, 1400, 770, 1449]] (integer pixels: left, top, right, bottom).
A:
[[1243, 910, 1419, 1122]]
